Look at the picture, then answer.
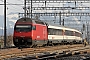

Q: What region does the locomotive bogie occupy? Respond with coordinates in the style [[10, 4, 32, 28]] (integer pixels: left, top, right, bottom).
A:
[[13, 37, 32, 47], [32, 40, 48, 46]]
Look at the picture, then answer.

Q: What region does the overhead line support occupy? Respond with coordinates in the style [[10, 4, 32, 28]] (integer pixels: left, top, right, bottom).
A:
[[4, 0, 6, 48]]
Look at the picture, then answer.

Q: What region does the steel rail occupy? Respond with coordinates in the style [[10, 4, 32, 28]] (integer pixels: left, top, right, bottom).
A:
[[0, 44, 84, 59]]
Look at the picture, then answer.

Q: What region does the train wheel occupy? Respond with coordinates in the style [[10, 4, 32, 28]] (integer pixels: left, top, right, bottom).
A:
[[30, 45, 33, 48], [42, 44, 47, 47], [61, 41, 64, 45], [70, 42, 73, 45], [14, 43, 19, 47]]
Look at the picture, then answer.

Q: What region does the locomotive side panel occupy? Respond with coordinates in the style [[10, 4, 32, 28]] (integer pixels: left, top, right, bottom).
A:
[[32, 24, 48, 45]]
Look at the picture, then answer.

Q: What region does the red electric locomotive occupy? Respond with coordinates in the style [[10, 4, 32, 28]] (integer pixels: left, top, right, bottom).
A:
[[13, 18, 48, 47], [13, 18, 82, 48]]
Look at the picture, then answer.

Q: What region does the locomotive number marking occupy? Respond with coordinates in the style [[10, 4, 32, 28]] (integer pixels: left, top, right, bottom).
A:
[[37, 36, 40, 38]]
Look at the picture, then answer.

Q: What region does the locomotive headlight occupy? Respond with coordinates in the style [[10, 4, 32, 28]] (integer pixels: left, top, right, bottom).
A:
[[22, 40, 24, 42], [27, 39, 32, 42], [15, 39, 18, 42]]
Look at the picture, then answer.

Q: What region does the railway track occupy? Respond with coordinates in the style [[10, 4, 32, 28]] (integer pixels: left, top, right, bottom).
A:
[[0, 44, 90, 60]]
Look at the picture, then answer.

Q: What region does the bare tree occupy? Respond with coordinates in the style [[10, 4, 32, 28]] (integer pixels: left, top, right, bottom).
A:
[[6, 35, 13, 47]]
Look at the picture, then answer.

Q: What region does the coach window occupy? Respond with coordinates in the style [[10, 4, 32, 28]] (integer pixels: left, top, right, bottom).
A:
[[69, 31, 71, 36], [56, 29, 58, 35], [48, 28, 51, 35], [67, 30, 70, 35], [52, 29, 56, 35], [78, 33, 81, 37], [54, 29, 60, 35], [53, 29, 55, 35], [53, 29, 61, 35], [56, 29, 59, 35], [78, 33, 80, 37], [70, 31, 73, 36], [48, 28, 52, 35], [73, 31, 75, 36], [68, 31, 71, 36], [75, 32, 77, 36], [58, 29, 62, 35], [80, 34, 82, 37], [65, 30, 68, 35], [75, 32, 79, 37], [52, 29, 55, 35], [64, 30, 72, 36], [77, 32, 79, 37], [80, 33, 81, 37]]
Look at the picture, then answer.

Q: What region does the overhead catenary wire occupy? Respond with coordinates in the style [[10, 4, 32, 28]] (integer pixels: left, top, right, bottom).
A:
[[18, 0, 23, 3], [0, 0, 24, 5], [0, 0, 25, 13], [0, 3, 24, 5]]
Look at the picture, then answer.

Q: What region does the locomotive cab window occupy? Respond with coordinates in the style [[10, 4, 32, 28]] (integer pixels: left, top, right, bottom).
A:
[[14, 24, 32, 32], [32, 25, 36, 30]]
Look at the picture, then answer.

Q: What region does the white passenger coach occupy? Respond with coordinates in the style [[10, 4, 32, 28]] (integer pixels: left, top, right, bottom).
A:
[[48, 24, 82, 44]]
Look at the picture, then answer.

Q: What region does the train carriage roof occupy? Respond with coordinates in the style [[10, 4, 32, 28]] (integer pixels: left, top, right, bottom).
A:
[[48, 24, 81, 33]]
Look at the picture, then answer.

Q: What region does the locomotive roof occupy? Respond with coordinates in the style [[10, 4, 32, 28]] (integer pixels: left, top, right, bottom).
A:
[[17, 18, 42, 22], [17, 18, 32, 22], [16, 18, 47, 25]]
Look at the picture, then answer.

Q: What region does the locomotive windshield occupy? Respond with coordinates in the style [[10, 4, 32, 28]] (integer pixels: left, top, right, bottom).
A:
[[14, 25, 32, 32]]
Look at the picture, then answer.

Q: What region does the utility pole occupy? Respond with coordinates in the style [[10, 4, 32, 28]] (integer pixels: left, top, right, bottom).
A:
[[31, 0, 32, 18], [24, 0, 26, 18], [62, 19, 64, 26], [59, 12, 61, 25], [27, 0, 30, 18], [4, 0, 6, 48], [87, 22, 89, 43]]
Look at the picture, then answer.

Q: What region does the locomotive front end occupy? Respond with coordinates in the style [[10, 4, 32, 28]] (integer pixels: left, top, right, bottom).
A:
[[13, 24, 32, 47]]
